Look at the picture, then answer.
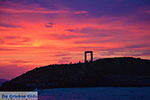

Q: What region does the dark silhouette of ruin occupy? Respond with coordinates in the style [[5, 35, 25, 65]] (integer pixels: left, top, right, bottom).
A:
[[84, 51, 93, 63]]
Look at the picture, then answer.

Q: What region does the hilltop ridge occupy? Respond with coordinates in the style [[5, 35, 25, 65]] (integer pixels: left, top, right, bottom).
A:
[[1, 57, 150, 91]]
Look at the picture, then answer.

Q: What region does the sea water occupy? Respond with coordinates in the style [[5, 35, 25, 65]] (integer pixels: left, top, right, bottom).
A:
[[38, 87, 150, 100]]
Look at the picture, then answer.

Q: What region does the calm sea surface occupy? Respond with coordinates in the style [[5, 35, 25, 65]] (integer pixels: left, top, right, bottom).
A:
[[38, 87, 150, 100]]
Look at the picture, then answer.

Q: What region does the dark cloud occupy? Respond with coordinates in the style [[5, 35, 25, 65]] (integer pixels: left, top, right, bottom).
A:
[[0, 23, 22, 28], [50, 34, 80, 39], [0, 47, 15, 51], [98, 48, 150, 57], [21, 37, 31, 42], [67, 28, 103, 34], [11, 60, 32, 63], [4, 36, 19, 39], [0, 36, 31, 45], [54, 53, 70, 57], [45, 23, 54, 28], [66, 29, 76, 32], [125, 44, 149, 49]]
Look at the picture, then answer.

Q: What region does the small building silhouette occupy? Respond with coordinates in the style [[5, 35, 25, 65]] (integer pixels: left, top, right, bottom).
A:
[[84, 51, 93, 63]]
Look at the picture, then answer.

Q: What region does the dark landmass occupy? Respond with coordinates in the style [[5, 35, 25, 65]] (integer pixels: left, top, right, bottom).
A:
[[1, 57, 150, 91], [0, 79, 8, 86]]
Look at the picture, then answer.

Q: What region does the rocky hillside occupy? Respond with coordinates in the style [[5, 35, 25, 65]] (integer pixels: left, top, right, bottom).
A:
[[1, 57, 150, 91]]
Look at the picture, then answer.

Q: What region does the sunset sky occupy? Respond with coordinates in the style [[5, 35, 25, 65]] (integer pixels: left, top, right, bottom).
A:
[[0, 0, 150, 79]]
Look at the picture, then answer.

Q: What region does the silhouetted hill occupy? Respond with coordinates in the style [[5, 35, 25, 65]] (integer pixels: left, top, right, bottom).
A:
[[0, 79, 8, 86], [1, 57, 150, 91]]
